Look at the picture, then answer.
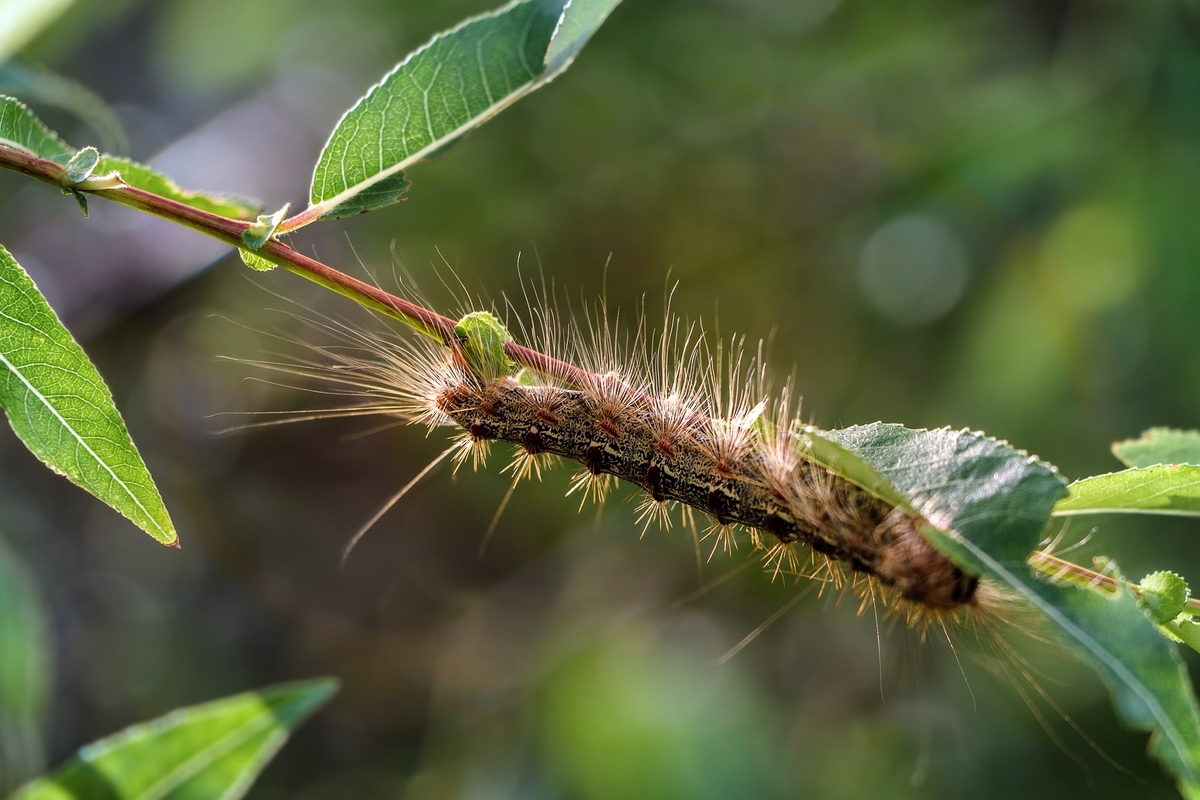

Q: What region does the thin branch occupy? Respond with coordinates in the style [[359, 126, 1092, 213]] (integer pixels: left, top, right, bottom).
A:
[[1029, 550, 1200, 613], [0, 142, 1156, 608]]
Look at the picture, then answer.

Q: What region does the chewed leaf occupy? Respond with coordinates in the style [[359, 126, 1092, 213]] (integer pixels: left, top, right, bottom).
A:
[[12, 678, 339, 800], [239, 248, 276, 272], [301, 0, 620, 225], [1115, 428, 1200, 469], [95, 155, 261, 221], [808, 423, 1200, 790], [1055, 466, 1200, 517], [0, 246, 176, 545], [797, 425, 912, 512], [0, 96, 260, 220]]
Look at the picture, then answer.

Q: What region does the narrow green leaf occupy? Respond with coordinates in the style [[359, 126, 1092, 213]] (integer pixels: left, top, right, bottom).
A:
[[0, 245, 176, 544], [1055, 466, 1200, 518], [0, 535, 51, 794], [65, 190, 87, 218], [303, 0, 620, 223], [808, 423, 1200, 790], [0, 94, 73, 163], [13, 678, 339, 800], [1170, 619, 1200, 657], [94, 155, 261, 221], [1115, 428, 1200, 469], [0, 96, 260, 221], [0, 61, 130, 155]]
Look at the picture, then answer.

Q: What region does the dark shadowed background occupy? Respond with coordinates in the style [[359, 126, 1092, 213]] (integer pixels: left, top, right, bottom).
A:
[[2, 0, 1200, 797]]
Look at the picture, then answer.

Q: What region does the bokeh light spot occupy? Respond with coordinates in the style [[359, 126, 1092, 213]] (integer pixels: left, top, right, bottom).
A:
[[857, 214, 968, 326]]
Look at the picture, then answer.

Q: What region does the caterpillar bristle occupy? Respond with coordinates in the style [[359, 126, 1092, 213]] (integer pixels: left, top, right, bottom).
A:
[[701, 521, 740, 561], [634, 496, 675, 537]]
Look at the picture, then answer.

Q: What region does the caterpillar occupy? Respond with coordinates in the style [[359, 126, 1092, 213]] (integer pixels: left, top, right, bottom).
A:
[[257, 292, 996, 632]]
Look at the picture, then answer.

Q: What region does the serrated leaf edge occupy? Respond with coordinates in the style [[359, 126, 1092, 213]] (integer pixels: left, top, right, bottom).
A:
[[304, 0, 589, 222]]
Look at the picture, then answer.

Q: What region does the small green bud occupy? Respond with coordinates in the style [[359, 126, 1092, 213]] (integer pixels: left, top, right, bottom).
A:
[[62, 146, 100, 185], [454, 311, 515, 380], [1139, 570, 1190, 624]]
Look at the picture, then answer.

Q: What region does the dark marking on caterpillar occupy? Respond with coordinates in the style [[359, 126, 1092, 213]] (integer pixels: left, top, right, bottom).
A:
[[706, 486, 730, 525], [584, 442, 604, 475], [645, 463, 666, 502], [522, 427, 544, 455]]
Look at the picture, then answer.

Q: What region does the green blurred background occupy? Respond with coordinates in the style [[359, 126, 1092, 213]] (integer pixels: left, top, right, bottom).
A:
[[2, 0, 1199, 796]]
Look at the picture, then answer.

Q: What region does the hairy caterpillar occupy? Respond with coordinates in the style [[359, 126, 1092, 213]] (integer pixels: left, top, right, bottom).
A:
[[254, 290, 999, 633]]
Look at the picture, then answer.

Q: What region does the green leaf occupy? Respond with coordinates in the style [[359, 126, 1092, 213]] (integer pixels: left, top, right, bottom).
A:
[[94, 155, 261, 221], [1114, 428, 1200, 469], [1170, 619, 1200, 657], [0, 94, 73, 164], [544, 0, 624, 74], [241, 204, 289, 249], [796, 425, 912, 512], [1054, 466, 1200, 518], [0, 535, 51, 794], [61, 146, 99, 185], [12, 678, 339, 800], [814, 424, 1067, 570], [0, 96, 260, 221], [238, 249, 276, 272], [808, 423, 1200, 790], [0, 245, 176, 544], [0, 61, 129, 154], [303, 0, 620, 224]]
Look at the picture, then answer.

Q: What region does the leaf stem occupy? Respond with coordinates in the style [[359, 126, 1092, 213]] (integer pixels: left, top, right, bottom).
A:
[[0, 145, 455, 340], [1028, 550, 1200, 614], [275, 204, 324, 234], [0, 144, 597, 384]]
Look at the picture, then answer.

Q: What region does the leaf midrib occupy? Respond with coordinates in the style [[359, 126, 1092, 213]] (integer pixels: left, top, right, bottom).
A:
[[955, 533, 1198, 783], [0, 329, 167, 540], [309, 0, 550, 217]]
